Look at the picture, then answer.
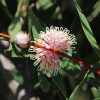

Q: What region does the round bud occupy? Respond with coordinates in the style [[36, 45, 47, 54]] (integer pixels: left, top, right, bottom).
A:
[[13, 31, 30, 48]]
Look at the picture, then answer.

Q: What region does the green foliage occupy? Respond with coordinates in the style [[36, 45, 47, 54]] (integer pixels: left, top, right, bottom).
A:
[[0, 0, 6, 6], [91, 87, 100, 99], [69, 71, 89, 100], [60, 58, 80, 71], [8, 0, 23, 36], [73, 0, 100, 58], [87, 0, 100, 22], [53, 6, 62, 20], [0, 0, 100, 100], [53, 74, 68, 100], [38, 72, 51, 92], [37, 0, 55, 10], [10, 69, 24, 85], [28, 7, 43, 40]]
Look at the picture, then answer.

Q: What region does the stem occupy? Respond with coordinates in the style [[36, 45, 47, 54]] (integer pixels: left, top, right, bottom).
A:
[[0, 33, 11, 38], [0, 33, 100, 75], [31, 42, 100, 75]]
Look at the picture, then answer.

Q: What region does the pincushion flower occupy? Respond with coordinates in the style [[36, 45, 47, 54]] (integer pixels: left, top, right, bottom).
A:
[[29, 26, 77, 76], [1, 31, 100, 76], [13, 31, 30, 48]]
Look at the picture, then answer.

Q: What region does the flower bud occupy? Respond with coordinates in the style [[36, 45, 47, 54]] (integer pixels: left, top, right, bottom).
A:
[[13, 31, 30, 48]]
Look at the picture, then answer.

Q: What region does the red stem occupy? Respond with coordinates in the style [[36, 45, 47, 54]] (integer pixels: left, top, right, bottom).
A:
[[0, 33, 100, 75], [0, 33, 11, 38], [32, 42, 100, 75]]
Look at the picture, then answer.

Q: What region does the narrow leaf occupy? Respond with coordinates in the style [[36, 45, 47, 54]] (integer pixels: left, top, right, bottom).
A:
[[69, 71, 89, 100], [28, 7, 44, 40], [38, 0, 54, 9], [53, 74, 68, 100], [73, 0, 100, 58]]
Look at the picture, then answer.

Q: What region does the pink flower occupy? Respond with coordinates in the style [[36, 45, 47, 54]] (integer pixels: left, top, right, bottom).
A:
[[29, 26, 76, 76], [13, 31, 30, 48]]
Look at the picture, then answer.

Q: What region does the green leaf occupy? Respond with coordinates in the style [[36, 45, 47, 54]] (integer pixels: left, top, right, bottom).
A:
[[8, 20, 22, 37], [93, 98, 100, 100], [53, 6, 62, 20], [87, 0, 100, 22], [60, 58, 80, 71], [0, 0, 7, 7], [60, 50, 80, 71], [73, 0, 100, 58], [28, 7, 44, 40], [4, 43, 12, 52], [5, 43, 32, 57], [0, 37, 5, 40], [53, 74, 68, 100], [38, 0, 54, 10], [8, 0, 23, 36], [69, 71, 89, 100], [87, 72, 95, 79], [91, 87, 100, 99], [38, 72, 51, 92], [10, 69, 24, 85]]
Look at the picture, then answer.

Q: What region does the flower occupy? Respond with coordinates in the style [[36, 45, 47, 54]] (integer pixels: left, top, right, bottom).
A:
[[13, 31, 30, 48], [29, 26, 76, 76]]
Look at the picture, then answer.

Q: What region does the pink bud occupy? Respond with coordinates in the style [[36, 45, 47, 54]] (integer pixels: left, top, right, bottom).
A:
[[13, 31, 30, 48]]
